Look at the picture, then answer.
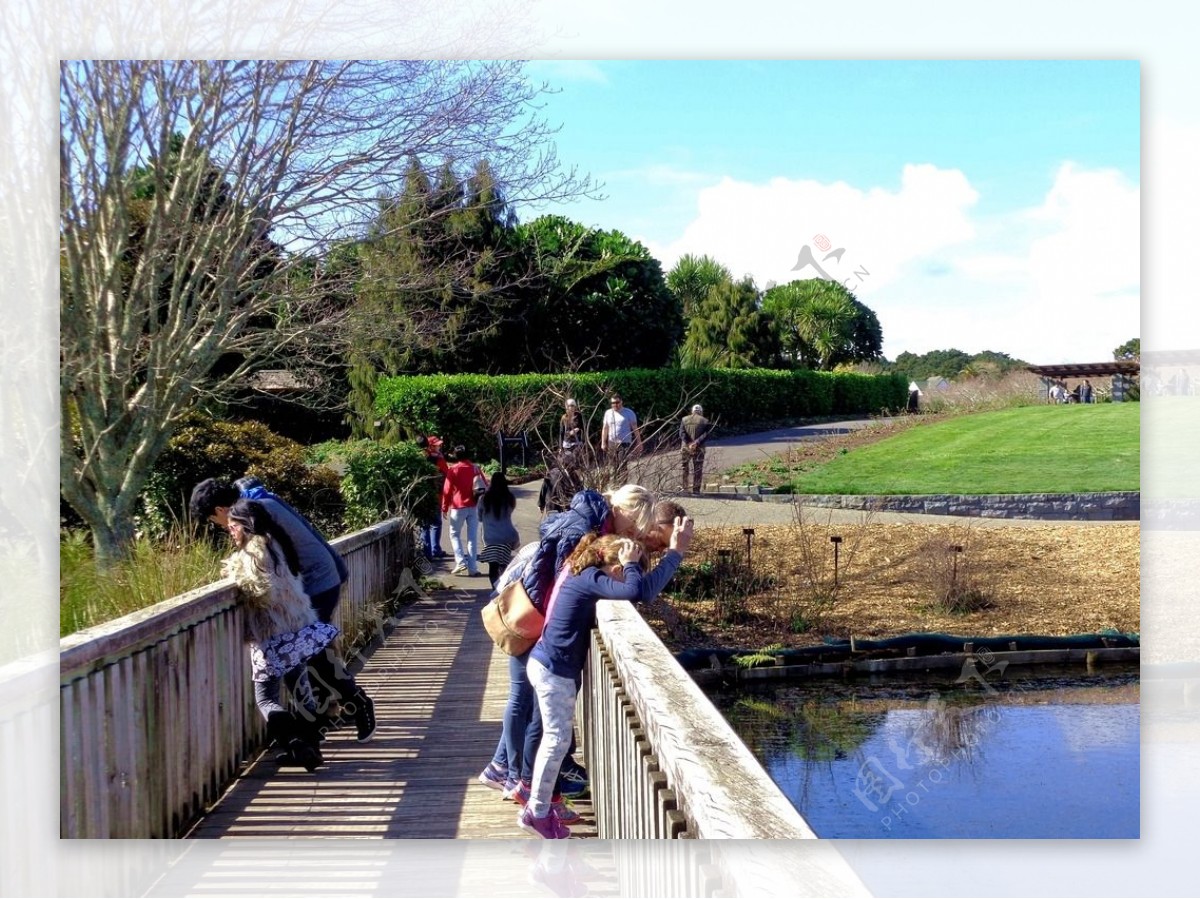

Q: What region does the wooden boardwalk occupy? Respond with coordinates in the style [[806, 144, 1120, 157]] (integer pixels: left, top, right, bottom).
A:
[[188, 575, 597, 840]]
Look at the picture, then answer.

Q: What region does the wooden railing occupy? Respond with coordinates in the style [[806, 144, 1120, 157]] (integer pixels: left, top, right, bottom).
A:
[[578, 603, 874, 894], [582, 601, 818, 840], [58, 519, 409, 839]]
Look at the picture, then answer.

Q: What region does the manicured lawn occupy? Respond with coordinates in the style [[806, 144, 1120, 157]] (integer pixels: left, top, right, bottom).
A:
[[789, 404, 1139, 495]]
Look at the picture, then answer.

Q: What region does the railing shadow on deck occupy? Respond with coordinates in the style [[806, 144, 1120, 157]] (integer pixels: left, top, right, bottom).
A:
[[186, 580, 500, 840]]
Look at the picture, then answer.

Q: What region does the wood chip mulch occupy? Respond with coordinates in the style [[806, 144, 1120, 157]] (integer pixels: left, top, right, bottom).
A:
[[641, 522, 1139, 652]]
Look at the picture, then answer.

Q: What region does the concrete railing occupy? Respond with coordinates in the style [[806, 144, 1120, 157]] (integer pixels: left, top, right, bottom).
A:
[[582, 601, 817, 842], [58, 519, 409, 839]]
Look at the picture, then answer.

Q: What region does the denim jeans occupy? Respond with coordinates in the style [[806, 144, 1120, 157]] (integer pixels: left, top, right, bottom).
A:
[[420, 518, 443, 558], [255, 667, 312, 720], [448, 505, 479, 573], [522, 671, 580, 787], [489, 649, 534, 775], [489, 651, 572, 791]]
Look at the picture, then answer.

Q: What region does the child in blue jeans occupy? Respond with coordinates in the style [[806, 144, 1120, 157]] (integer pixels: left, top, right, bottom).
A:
[[519, 532, 682, 839]]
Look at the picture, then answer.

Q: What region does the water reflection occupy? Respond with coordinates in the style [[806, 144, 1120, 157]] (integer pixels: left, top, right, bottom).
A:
[[709, 665, 1140, 838]]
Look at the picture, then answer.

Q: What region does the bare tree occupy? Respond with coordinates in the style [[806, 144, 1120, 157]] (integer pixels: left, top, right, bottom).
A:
[[59, 60, 590, 563]]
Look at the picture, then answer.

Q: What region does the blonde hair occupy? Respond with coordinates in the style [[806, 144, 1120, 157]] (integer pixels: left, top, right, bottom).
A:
[[567, 533, 631, 576], [604, 484, 656, 536], [222, 535, 317, 643]]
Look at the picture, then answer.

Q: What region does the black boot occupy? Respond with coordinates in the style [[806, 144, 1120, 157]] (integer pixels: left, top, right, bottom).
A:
[[267, 710, 323, 772], [291, 712, 324, 748], [347, 689, 377, 743], [266, 709, 294, 750]]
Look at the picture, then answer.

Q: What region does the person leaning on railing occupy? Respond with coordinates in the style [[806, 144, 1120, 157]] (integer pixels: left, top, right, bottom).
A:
[[478, 487, 693, 821], [221, 500, 377, 772], [190, 477, 348, 623], [190, 479, 376, 742], [519, 514, 693, 838]]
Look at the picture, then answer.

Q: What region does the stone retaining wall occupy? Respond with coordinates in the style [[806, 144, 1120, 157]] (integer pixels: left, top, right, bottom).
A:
[[703, 487, 1140, 521]]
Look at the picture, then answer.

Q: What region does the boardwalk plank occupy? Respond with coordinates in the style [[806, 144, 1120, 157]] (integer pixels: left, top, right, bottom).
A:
[[189, 582, 596, 841]]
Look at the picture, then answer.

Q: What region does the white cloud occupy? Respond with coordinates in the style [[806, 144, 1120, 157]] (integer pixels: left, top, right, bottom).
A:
[[646, 163, 978, 289], [1026, 163, 1139, 299], [647, 162, 1140, 363]]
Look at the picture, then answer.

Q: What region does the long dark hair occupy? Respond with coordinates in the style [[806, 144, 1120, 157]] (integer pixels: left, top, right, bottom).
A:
[[480, 471, 516, 516], [227, 499, 301, 576]]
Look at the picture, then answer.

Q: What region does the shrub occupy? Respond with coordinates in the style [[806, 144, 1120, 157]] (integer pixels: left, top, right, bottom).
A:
[[374, 368, 908, 462], [664, 551, 777, 624], [338, 440, 442, 530], [919, 370, 1042, 414], [913, 530, 998, 614], [142, 414, 345, 538], [666, 560, 720, 601]]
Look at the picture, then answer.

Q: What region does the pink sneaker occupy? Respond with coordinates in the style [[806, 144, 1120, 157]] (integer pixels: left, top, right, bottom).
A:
[[517, 806, 570, 839], [506, 781, 531, 806]]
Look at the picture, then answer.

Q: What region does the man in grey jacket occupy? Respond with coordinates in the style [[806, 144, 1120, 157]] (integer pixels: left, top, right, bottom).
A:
[[190, 478, 347, 623], [190, 477, 377, 742]]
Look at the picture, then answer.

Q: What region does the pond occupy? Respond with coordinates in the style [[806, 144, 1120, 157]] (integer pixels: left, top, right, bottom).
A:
[[706, 663, 1139, 838]]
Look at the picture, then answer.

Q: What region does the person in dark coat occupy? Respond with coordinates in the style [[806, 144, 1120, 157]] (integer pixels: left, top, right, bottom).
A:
[[537, 451, 583, 516], [679, 404, 712, 493]]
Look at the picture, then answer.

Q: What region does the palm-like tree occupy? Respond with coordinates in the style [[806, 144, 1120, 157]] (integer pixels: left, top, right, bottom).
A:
[[762, 279, 856, 370], [795, 290, 854, 370], [667, 253, 733, 317]]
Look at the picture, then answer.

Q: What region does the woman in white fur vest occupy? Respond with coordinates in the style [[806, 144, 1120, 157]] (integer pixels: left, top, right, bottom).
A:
[[222, 500, 376, 772]]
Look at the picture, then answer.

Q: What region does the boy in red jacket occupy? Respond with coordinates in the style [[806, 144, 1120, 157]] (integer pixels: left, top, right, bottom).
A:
[[432, 444, 487, 576]]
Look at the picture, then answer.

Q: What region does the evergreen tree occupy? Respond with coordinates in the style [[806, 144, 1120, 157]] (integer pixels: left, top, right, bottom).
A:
[[682, 276, 779, 369], [667, 253, 733, 317], [345, 157, 531, 436], [1113, 337, 1140, 360], [516, 215, 684, 370]]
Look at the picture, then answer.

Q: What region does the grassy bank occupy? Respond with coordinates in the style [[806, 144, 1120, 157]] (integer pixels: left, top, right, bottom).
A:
[[60, 530, 225, 637], [770, 404, 1138, 495]]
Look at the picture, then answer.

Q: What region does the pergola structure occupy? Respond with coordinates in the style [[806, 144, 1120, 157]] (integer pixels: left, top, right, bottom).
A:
[[1027, 360, 1140, 402]]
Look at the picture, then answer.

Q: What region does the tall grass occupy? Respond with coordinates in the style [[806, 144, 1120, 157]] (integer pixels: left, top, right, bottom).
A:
[[919, 370, 1043, 414], [60, 526, 226, 637]]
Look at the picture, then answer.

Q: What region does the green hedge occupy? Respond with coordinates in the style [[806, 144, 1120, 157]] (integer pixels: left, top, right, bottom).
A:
[[375, 368, 908, 461]]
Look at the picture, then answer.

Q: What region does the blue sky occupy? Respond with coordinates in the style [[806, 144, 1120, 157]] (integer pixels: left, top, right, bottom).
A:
[[520, 60, 1140, 364]]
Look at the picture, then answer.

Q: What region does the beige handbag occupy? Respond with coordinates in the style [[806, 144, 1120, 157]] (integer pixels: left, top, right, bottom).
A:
[[481, 579, 545, 656]]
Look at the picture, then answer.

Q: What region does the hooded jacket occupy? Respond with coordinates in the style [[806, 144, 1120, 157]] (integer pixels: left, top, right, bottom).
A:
[[520, 488, 612, 611]]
